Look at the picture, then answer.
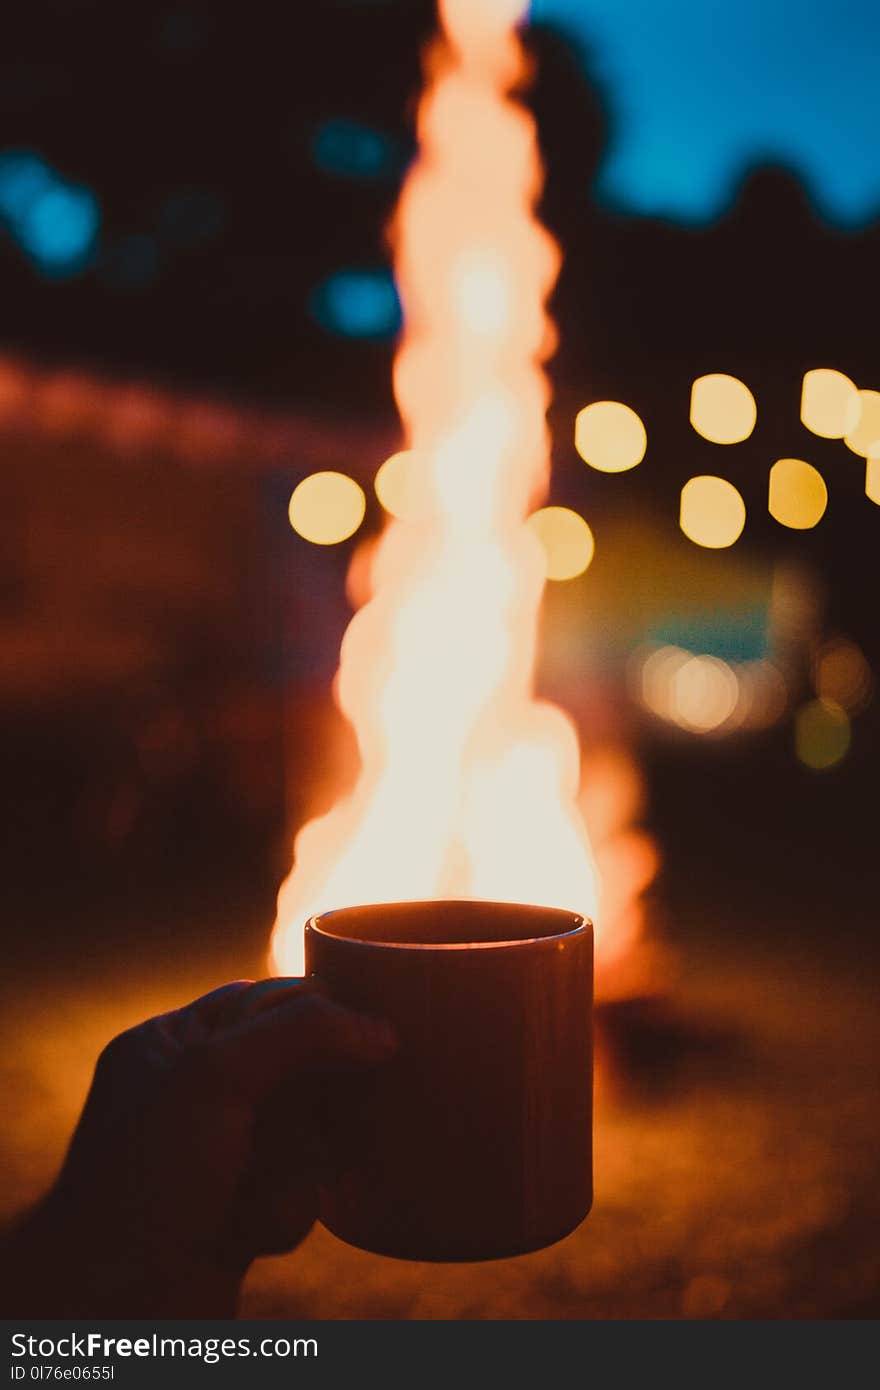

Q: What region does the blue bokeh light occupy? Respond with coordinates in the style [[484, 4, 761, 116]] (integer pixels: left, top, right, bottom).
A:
[[311, 118, 401, 180], [310, 268, 401, 339], [100, 233, 160, 288], [0, 149, 100, 275], [19, 183, 100, 274], [533, 0, 880, 226], [0, 151, 54, 221]]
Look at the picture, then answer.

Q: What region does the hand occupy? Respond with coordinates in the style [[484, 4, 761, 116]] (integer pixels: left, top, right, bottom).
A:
[[1, 979, 396, 1316]]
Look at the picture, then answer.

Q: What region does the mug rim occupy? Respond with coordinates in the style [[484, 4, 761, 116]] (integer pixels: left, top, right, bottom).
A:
[[307, 898, 591, 952]]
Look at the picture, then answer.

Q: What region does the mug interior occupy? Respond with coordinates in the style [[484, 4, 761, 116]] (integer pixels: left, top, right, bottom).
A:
[[310, 899, 586, 948]]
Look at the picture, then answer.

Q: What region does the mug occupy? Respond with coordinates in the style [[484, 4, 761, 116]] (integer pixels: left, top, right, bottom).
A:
[[305, 898, 592, 1261]]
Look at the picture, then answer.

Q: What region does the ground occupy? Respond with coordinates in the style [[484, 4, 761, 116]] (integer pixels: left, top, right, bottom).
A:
[[3, 874, 877, 1320]]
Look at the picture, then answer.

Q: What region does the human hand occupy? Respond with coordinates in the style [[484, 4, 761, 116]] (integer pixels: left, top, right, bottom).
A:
[[3, 979, 396, 1316]]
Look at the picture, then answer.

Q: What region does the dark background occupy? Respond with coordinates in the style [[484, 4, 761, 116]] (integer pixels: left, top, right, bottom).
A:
[[2, 0, 877, 936]]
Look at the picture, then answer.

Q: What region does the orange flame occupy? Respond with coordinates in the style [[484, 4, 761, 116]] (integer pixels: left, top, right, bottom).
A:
[[272, 0, 602, 972]]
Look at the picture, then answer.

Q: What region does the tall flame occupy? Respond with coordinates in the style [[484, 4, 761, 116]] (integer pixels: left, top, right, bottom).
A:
[[271, 0, 600, 972]]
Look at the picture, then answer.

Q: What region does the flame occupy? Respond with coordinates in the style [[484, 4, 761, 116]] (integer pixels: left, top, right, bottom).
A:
[[272, 0, 604, 972]]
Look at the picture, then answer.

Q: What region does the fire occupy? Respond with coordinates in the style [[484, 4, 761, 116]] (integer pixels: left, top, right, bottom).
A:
[[272, 0, 606, 973]]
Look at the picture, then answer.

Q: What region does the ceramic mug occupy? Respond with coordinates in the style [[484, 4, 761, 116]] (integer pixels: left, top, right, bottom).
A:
[[305, 898, 592, 1261]]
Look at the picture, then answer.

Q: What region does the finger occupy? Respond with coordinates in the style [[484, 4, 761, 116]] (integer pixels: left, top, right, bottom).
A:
[[189, 981, 255, 1023], [211, 991, 397, 1101], [228, 1084, 324, 1261], [227, 977, 318, 1022], [167, 981, 256, 1045]]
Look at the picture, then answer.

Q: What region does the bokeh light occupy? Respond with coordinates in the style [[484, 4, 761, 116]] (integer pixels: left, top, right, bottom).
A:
[[813, 638, 873, 714], [638, 645, 740, 733], [844, 389, 880, 458], [374, 449, 425, 521], [527, 506, 595, 581], [637, 645, 788, 736], [0, 358, 32, 423], [311, 119, 399, 180], [310, 269, 401, 339], [679, 475, 746, 548], [768, 457, 828, 530], [0, 150, 53, 220], [19, 185, 99, 275], [866, 455, 880, 506], [288, 471, 366, 545], [0, 150, 100, 276], [574, 400, 646, 473], [794, 698, 851, 770], [734, 660, 789, 731], [670, 654, 739, 731], [800, 368, 860, 438], [100, 234, 160, 288], [638, 645, 689, 717], [689, 373, 756, 444]]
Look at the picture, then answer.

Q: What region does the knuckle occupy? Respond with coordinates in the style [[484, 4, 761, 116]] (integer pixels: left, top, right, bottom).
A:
[[95, 1026, 140, 1074]]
